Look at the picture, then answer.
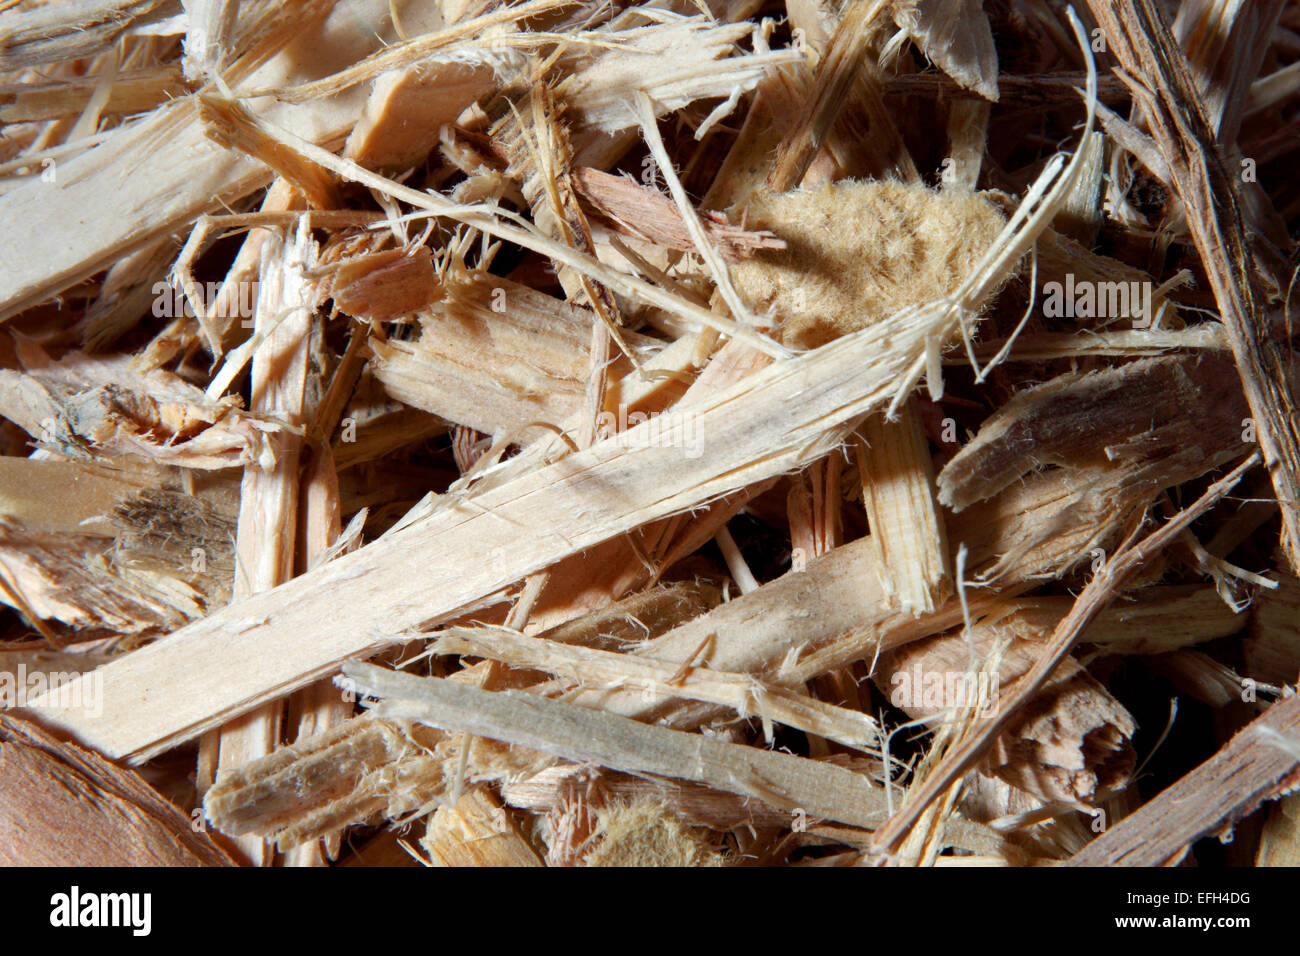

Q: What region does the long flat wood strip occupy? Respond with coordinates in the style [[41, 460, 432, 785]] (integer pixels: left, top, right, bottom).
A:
[[435, 625, 882, 750], [21, 308, 937, 762], [344, 662, 890, 831], [205, 214, 315, 866]]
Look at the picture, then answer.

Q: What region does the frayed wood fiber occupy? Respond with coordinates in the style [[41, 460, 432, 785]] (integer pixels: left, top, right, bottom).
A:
[[732, 181, 1006, 348]]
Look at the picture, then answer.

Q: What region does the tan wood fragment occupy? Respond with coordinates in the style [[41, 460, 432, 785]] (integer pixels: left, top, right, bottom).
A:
[[203, 216, 316, 866], [572, 168, 785, 260], [422, 788, 543, 867], [369, 270, 648, 437], [857, 402, 951, 614], [342, 58, 497, 172]]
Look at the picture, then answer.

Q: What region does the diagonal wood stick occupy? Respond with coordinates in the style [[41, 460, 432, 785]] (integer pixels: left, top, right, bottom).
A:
[[342, 661, 891, 831], [17, 304, 942, 763]]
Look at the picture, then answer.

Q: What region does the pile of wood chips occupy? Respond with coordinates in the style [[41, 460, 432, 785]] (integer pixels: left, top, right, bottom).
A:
[[1, 0, 1299, 868]]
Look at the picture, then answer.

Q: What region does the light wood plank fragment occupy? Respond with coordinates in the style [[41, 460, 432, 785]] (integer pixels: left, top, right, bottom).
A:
[[25, 298, 972, 762], [204, 216, 316, 865], [368, 271, 639, 437], [857, 402, 951, 614], [422, 788, 542, 867]]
